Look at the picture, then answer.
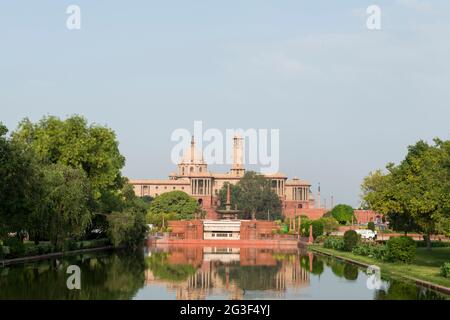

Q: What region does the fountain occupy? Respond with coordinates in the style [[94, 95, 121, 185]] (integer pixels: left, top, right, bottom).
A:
[[215, 183, 240, 220]]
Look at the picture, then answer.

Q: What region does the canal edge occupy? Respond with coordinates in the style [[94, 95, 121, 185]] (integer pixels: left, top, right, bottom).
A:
[[309, 246, 450, 296], [0, 246, 117, 267]]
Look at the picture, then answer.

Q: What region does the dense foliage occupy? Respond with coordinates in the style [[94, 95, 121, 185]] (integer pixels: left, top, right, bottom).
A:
[[330, 204, 355, 225], [368, 221, 375, 232], [361, 139, 450, 249], [0, 116, 149, 256], [146, 191, 201, 228], [218, 172, 282, 220], [323, 236, 345, 251], [352, 242, 389, 261], [386, 236, 416, 263], [440, 263, 450, 278], [343, 230, 360, 251]]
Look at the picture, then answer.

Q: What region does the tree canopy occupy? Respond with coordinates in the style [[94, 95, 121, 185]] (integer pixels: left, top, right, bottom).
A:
[[146, 191, 201, 227], [12, 115, 125, 200], [361, 138, 450, 248], [1, 116, 149, 251], [329, 204, 355, 225], [218, 171, 282, 220]]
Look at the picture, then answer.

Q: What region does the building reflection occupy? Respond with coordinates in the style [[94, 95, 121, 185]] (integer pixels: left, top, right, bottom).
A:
[[144, 245, 310, 300]]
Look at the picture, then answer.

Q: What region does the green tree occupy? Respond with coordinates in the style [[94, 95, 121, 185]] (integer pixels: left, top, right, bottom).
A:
[[0, 123, 42, 239], [40, 164, 93, 250], [218, 171, 281, 220], [361, 139, 450, 249], [106, 181, 149, 248], [12, 115, 126, 202], [320, 217, 340, 235], [330, 204, 355, 225], [146, 191, 201, 227], [107, 207, 148, 249]]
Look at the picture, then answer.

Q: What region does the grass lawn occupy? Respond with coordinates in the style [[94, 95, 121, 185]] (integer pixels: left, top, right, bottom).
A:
[[310, 245, 450, 289]]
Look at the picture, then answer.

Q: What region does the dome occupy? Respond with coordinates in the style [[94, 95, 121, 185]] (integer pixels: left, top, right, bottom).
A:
[[179, 137, 205, 164], [180, 148, 204, 164]]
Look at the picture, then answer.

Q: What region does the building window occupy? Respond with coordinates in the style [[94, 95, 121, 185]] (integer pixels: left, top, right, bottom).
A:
[[182, 187, 184, 190], [298, 204, 303, 209], [173, 187, 176, 190]]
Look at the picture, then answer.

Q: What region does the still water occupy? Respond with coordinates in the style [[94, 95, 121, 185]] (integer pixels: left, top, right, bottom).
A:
[[0, 245, 447, 300]]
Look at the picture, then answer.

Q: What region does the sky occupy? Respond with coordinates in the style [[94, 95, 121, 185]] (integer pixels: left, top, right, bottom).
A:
[[1, 1, 449, 207]]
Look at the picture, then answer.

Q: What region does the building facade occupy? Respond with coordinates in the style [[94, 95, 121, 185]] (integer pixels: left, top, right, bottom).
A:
[[129, 136, 323, 219]]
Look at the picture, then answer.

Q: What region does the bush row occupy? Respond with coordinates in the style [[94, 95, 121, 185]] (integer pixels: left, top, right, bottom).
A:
[[0, 238, 111, 260], [322, 231, 418, 264]]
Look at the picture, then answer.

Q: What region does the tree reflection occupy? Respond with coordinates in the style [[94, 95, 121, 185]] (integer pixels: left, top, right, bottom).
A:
[[0, 250, 146, 299], [374, 279, 446, 300]]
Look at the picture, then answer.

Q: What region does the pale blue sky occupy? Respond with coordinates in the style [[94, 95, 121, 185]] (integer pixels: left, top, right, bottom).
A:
[[1, 1, 449, 207]]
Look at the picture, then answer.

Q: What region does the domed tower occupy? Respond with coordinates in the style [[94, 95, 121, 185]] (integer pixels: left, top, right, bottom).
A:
[[178, 136, 208, 176]]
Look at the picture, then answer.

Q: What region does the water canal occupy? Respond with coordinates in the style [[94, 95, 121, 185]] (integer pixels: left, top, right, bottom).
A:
[[0, 245, 447, 300]]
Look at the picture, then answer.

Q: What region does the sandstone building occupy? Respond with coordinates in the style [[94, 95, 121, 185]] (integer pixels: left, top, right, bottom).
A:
[[129, 136, 325, 219]]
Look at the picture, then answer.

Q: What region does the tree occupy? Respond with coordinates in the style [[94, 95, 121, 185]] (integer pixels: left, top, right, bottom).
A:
[[12, 115, 125, 202], [146, 191, 201, 227], [361, 170, 419, 234], [320, 217, 340, 235], [107, 208, 148, 249], [218, 171, 281, 220], [39, 164, 93, 250], [361, 139, 450, 249], [0, 123, 42, 239], [330, 204, 355, 225]]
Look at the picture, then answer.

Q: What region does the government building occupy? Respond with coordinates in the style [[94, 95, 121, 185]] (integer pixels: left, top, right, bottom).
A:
[[129, 136, 325, 220]]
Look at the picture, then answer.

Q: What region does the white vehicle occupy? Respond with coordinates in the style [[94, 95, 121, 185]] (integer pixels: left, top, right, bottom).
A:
[[355, 229, 377, 240]]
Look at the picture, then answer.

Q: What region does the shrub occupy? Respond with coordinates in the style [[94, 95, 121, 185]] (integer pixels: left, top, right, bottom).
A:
[[352, 242, 389, 261], [63, 238, 78, 251], [386, 236, 416, 263], [323, 236, 345, 251], [314, 235, 327, 244], [3, 237, 25, 258], [368, 221, 375, 232], [319, 217, 340, 235], [300, 219, 324, 238], [440, 263, 450, 278], [343, 230, 360, 251], [37, 244, 54, 255]]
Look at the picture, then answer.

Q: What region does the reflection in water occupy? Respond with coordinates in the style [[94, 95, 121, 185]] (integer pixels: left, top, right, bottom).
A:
[[0, 245, 447, 300]]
